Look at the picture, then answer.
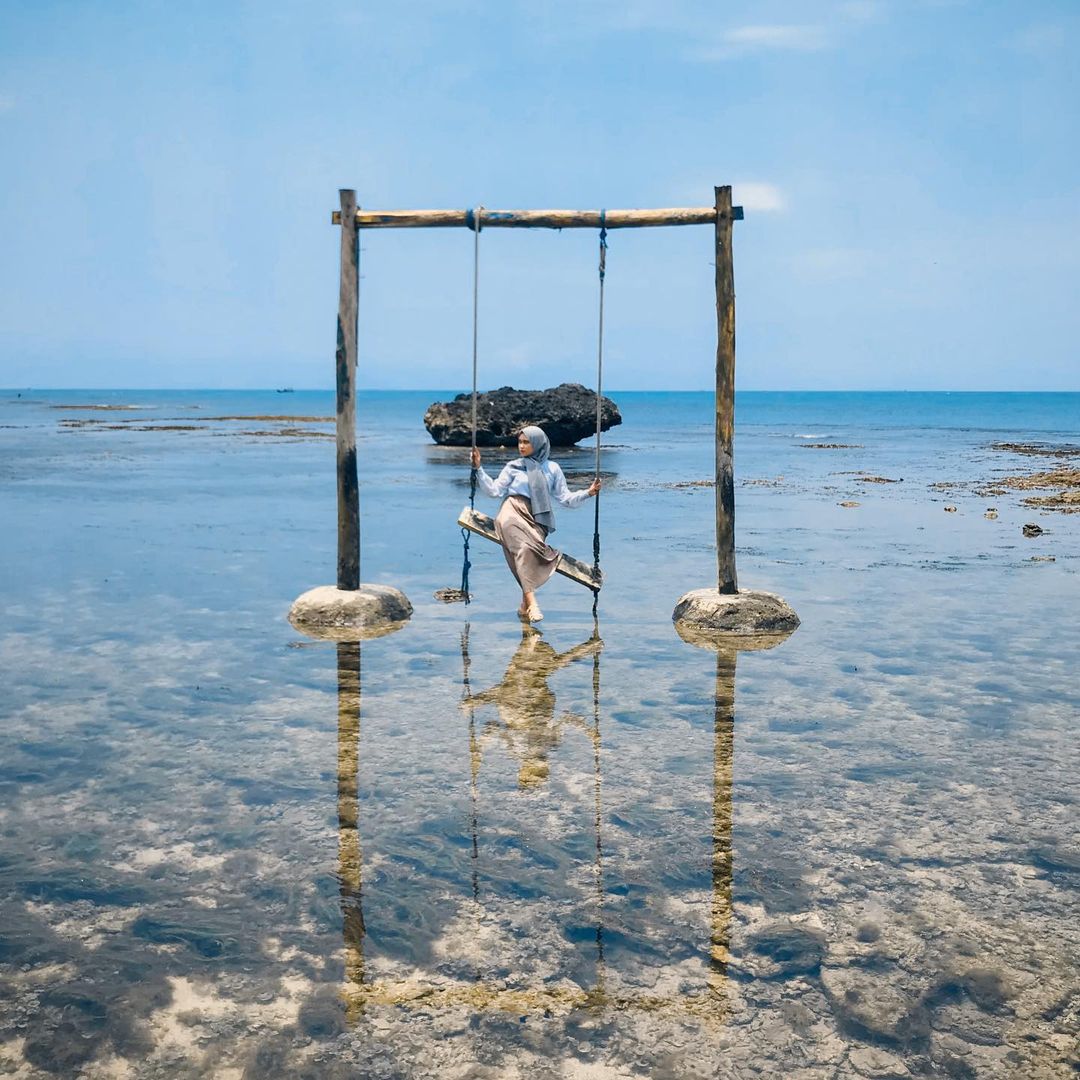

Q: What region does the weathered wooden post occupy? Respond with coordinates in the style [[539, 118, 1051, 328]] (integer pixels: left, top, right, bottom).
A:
[[714, 185, 737, 595], [337, 189, 361, 591], [288, 191, 413, 638], [671, 187, 799, 637]]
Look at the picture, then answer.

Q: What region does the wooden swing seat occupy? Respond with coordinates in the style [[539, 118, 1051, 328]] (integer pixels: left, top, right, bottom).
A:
[[458, 506, 603, 591]]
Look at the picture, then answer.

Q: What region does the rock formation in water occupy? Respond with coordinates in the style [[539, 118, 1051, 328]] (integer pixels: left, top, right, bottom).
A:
[[423, 383, 621, 447]]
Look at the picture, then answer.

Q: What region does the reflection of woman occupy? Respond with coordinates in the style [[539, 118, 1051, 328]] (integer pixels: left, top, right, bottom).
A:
[[462, 626, 602, 789], [471, 426, 600, 623]]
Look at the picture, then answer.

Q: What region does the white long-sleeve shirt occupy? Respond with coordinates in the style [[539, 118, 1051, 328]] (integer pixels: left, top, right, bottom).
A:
[[476, 461, 591, 510]]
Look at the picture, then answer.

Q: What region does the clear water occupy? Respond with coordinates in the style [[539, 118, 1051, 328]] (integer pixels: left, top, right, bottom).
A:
[[1, 390, 1078, 1078]]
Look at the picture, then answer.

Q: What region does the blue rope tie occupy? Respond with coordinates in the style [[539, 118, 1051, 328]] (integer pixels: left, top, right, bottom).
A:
[[598, 209, 608, 282], [465, 207, 483, 232], [459, 529, 472, 600], [460, 465, 477, 603]]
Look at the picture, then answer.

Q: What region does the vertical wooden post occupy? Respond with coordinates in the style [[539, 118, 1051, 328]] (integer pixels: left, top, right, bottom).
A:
[[336, 189, 360, 591], [714, 185, 738, 594]]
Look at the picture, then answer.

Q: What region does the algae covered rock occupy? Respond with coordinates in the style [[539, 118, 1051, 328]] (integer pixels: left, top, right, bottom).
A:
[[423, 383, 621, 447]]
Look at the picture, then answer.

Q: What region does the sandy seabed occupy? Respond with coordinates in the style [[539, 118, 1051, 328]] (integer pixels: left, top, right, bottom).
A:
[[1, 393, 1077, 1078]]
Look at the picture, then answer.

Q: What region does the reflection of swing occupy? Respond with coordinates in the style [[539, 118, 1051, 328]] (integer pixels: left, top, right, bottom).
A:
[[447, 210, 608, 607], [335, 626, 735, 1020], [460, 620, 607, 994], [461, 624, 603, 788]]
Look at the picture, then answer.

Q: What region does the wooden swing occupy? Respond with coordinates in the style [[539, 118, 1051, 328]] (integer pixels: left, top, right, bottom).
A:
[[453, 207, 607, 606], [325, 191, 752, 626]]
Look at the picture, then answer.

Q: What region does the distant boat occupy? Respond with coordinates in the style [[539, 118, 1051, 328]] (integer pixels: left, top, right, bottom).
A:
[[276, 387, 295, 393]]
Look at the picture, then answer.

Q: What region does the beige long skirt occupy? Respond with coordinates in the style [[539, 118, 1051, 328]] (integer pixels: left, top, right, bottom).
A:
[[495, 496, 561, 593]]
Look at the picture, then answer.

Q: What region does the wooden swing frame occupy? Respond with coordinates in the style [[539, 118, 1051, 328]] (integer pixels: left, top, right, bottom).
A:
[[331, 189, 744, 600]]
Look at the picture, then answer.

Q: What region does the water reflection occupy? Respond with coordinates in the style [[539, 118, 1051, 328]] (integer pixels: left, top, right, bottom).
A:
[[336, 642, 365, 1006], [461, 622, 607, 1003], [331, 622, 793, 1023], [710, 646, 736, 980], [461, 624, 603, 790], [673, 625, 798, 986]]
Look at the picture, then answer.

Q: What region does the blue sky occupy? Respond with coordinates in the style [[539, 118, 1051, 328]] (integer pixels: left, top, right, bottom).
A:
[[1, 1, 1077, 390]]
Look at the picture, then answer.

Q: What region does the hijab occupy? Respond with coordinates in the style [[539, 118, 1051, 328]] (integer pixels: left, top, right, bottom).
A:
[[512, 425, 556, 533]]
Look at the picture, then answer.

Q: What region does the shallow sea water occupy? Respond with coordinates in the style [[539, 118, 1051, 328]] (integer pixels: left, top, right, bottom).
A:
[[1, 390, 1078, 1079]]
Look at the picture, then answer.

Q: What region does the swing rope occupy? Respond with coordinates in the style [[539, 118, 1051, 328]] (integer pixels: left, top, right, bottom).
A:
[[451, 205, 605, 607], [459, 207, 483, 604], [591, 213, 607, 617]]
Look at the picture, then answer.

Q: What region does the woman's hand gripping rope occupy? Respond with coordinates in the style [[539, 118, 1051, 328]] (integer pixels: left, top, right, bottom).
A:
[[470, 446, 601, 498]]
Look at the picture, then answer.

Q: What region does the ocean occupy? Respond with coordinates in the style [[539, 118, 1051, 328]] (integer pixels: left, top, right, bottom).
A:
[[1, 389, 1078, 1077]]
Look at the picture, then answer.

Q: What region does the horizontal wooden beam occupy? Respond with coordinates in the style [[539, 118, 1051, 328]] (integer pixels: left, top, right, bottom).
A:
[[331, 206, 744, 229]]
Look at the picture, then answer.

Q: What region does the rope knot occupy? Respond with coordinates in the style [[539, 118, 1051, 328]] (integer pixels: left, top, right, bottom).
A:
[[465, 206, 484, 232], [598, 209, 608, 281]]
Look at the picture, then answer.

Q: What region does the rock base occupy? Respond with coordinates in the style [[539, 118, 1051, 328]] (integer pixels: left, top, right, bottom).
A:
[[673, 588, 799, 650], [288, 584, 413, 641]]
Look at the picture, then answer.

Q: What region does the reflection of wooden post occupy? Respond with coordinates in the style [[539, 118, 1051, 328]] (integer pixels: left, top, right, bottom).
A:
[[674, 622, 796, 1007], [710, 649, 736, 979], [336, 189, 360, 591], [336, 642, 364, 999], [714, 185, 737, 595]]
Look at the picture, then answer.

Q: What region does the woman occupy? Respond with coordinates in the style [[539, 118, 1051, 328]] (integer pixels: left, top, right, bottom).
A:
[[470, 425, 601, 623]]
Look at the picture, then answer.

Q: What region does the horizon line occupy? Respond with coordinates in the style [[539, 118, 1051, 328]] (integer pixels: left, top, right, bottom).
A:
[[4, 387, 1080, 396]]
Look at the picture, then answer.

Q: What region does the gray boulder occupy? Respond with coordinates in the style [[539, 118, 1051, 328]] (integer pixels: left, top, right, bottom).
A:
[[740, 921, 826, 979], [673, 588, 801, 640], [423, 383, 621, 447], [820, 966, 931, 1048]]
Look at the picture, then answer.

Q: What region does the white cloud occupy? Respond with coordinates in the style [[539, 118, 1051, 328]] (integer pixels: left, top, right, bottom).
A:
[[597, 0, 694, 33], [838, 0, 887, 22], [665, 179, 787, 213], [733, 182, 787, 213], [703, 23, 830, 58]]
